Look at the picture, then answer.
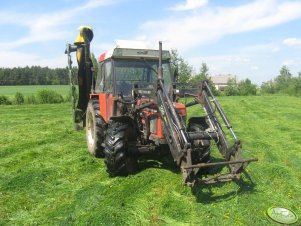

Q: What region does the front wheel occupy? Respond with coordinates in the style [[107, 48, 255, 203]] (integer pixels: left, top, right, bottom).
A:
[[103, 121, 138, 176]]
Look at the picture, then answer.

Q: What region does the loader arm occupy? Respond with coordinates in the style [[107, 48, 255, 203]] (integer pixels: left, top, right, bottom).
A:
[[157, 78, 190, 163], [192, 81, 249, 173], [155, 42, 257, 186], [155, 42, 190, 160]]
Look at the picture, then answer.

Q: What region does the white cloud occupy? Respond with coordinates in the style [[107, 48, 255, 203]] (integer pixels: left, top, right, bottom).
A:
[[283, 38, 301, 47], [271, 47, 280, 53], [251, 66, 259, 70], [0, 50, 67, 68], [140, 0, 301, 51], [189, 54, 250, 71], [0, 0, 114, 50], [92, 42, 116, 55], [186, 41, 287, 84], [170, 0, 208, 11], [0, 41, 114, 68], [281, 59, 297, 66], [240, 43, 281, 55], [0, 0, 120, 68]]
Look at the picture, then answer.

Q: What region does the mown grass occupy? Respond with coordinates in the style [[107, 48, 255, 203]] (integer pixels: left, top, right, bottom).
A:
[[0, 85, 69, 98], [0, 96, 301, 225]]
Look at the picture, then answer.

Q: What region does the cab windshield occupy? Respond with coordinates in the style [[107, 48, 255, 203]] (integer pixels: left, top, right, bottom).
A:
[[114, 59, 171, 96]]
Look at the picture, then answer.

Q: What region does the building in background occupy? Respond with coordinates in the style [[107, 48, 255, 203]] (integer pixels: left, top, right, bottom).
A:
[[210, 74, 239, 91]]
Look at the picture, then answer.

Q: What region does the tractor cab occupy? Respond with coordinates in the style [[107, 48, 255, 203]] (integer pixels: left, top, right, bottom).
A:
[[95, 47, 173, 100]]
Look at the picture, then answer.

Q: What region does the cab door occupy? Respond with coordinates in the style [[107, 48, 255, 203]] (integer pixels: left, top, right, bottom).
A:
[[95, 59, 114, 122]]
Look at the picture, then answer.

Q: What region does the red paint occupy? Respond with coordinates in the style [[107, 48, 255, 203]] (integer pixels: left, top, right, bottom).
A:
[[156, 116, 164, 139], [107, 94, 114, 120], [89, 94, 107, 122], [98, 53, 106, 62], [89, 94, 187, 142], [175, 103, 186, 117]]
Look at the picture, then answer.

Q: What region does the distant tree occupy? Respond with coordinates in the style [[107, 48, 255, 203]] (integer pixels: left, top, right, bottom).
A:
[[238, 78, 257, 96], [260, 66, 301, 97], [0, 66, 69, 86], [224, 78, 239, 96], [290, 75, 301, 97], [274, 65, 292, 93], [261, 81, 276, 94], [295, 72, 301, 97], [190, 62, 209, 84], [170, 49, 193, 84], [190, 63, 219, 95]]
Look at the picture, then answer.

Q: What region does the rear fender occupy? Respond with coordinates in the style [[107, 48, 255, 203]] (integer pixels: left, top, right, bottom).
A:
[[90, 93, 114, 123], [110, 115, 134, 124]]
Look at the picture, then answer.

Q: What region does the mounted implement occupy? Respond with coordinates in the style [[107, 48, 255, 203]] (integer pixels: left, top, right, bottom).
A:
[[65, 26, 257, 186]]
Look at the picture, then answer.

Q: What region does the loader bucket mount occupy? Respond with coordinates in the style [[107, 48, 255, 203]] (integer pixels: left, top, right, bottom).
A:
[[156, 42, 257, 186]]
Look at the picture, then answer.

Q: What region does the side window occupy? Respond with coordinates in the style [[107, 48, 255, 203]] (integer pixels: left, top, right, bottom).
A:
[[95, 62, 104, 92], [104, 61, 112, 93]]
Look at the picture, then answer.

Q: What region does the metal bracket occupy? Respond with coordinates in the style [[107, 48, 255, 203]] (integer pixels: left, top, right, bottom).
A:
[[183, 158, 258, 170]]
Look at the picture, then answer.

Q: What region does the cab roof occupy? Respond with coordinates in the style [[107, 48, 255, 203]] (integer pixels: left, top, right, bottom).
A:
[[98, 48, 171, 63]]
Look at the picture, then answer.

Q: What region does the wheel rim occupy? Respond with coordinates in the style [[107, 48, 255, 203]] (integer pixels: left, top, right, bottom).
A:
[[87, 111, 94, 146]]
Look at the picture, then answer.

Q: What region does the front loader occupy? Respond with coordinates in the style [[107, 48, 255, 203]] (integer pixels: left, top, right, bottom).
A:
[[65, 26, 257, 186]]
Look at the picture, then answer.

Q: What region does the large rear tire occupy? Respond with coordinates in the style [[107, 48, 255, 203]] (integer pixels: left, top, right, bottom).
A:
[[104, 121, 138, 176], [86, 99, 106, 157]]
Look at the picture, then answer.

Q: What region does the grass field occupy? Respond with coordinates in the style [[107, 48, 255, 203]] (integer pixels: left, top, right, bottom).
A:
[[0, 85, 69, 98], [0, 95, 301, 225]]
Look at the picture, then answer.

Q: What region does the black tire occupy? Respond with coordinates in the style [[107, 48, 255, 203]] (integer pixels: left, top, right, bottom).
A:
[[104, 121, 138, 176], [86, 99, 106, 157], [189, 123, 211, 164]]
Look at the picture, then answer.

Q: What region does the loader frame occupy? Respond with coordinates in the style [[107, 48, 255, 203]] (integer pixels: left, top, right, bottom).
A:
[[155, 42, 257, 185]]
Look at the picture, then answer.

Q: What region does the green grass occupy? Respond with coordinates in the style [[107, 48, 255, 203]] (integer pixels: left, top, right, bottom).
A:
[[0, 96, 301, 225], [0, 85, 69, 98]]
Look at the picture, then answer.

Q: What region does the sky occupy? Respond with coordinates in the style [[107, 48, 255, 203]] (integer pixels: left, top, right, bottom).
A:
[[1, 0, 301, 84]]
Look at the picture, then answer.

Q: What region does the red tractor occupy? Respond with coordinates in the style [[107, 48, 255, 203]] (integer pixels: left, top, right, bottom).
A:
[[65, 26, 257, 186]]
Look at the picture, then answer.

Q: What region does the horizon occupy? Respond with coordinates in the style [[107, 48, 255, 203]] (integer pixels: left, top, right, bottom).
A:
[[1, 0, 301, 85]]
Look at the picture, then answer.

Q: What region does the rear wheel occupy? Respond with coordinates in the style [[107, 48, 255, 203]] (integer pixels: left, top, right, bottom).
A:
[[104, 121, 138, 176], [86, 99, 106, 157]]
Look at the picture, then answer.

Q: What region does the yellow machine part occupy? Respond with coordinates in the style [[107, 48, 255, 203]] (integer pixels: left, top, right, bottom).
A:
[[74, 25, 94, 63], [74, 25, 93, 44]]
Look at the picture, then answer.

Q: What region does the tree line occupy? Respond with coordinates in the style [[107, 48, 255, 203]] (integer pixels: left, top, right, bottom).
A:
[[171, 50, 301, 97], [261, 66, 301, 97], [0, 66, 72, 86]]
